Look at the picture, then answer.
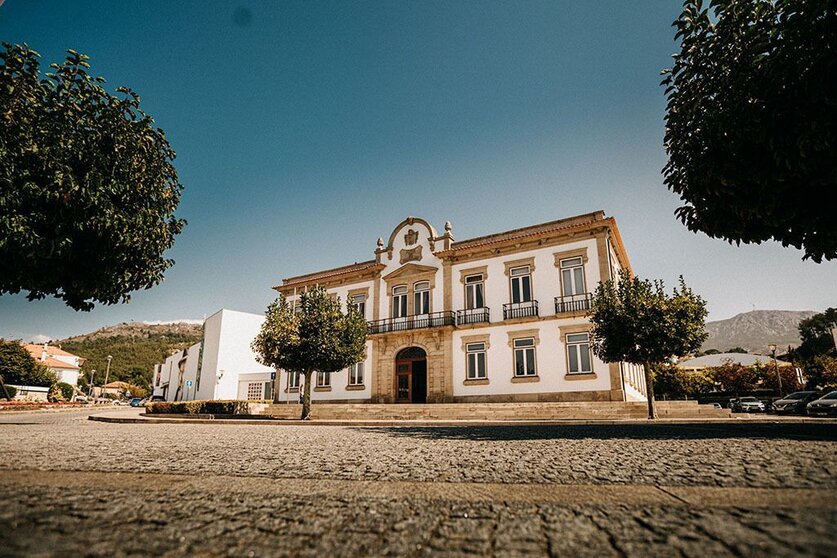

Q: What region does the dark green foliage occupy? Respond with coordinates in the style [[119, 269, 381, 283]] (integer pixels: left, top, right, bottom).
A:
[[145, 400, 257, 415], [3, 384, 17, 398], [662, 0, 836, 262], [793, 307, 837, 388], [0, 339, 57, 387], [726, 347, 749, 354], [57, 382, 74, 400], [590, 269, 708, 418], [252, 286, 368, 418], [0, 43, 185, 310], [61, 332, 200, 390]]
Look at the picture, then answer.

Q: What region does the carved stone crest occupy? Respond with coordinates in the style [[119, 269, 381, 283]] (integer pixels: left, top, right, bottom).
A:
[[404, 229, 419, 246], [399, 245, 423, 264]]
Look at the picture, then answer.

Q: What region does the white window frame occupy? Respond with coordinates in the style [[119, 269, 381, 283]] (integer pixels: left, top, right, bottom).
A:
[[287, 370, 300, 389], [466, 342, 487, 380], [560, 257, 586, 297], [566, 332, 593, 374], [513, 337, 537, 377], [392, 285, 408, 318], [351, 294, 366, 318], [349, 362, 364, 386], [414, 281, 430, 315], [509, 266, 532, 304], [464, 274, 485, 310], [316, 370, 331, 388]]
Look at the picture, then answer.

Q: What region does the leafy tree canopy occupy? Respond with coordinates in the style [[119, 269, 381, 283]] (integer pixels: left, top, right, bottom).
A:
[[0, 43, 185, 310], [590, 270, 708, 418], [662, 0, 836, 262], [0, 339, 57, 390], [252, 287, 367, 418]]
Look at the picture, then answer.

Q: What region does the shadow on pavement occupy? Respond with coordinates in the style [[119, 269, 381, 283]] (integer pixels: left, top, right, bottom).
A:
[[356, 422, 837, 442]]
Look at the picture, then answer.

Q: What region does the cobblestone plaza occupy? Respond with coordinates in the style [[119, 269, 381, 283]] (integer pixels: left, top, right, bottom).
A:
[[1, 409, 835, 556]]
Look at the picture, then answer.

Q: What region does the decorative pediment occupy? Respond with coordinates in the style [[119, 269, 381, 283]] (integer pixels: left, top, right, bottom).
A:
[[382, 263, 438, 283]]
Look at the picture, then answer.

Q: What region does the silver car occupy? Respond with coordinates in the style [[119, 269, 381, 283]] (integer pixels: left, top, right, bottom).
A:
[[737, 396, 766, 412], [807, 391, 837, 417]]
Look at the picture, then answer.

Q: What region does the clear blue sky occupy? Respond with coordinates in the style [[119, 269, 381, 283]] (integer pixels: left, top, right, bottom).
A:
[[1, 0, 835, 342]]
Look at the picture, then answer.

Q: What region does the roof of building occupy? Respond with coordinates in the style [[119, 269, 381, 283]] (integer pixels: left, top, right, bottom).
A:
[[276, 211, 628, 290], [676, 353, 789, 369], [103, 381, 131, 389], [42, 357, 80, 370], [23, 343, 78, 358]]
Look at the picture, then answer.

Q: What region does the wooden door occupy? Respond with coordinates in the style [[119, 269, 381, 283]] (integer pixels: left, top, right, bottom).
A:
[[396, 362, 411, 402]]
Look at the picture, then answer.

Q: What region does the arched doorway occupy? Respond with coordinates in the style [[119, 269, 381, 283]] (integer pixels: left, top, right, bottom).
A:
[[395, 347, 427, 403]]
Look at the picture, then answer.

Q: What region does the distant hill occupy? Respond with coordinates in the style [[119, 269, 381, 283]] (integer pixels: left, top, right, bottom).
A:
[[58, 321, 203, 389], [703, 310, 817, 354]]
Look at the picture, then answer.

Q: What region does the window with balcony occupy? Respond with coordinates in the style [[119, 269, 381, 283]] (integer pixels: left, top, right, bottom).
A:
[[513, 338, 537, 377], [466, 342, 487, 380], [465, 274, 485, 309], [566, 332, 593, 374], [560, 257, 586, 297], [349, 362, 364, 386], [414, 281, 430, 315], [510, 266, 532, 303], [392, 285, 408, 318]]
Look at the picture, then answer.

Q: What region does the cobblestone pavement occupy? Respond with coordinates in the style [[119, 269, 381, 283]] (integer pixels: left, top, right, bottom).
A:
[[1, 409, 835, 556]]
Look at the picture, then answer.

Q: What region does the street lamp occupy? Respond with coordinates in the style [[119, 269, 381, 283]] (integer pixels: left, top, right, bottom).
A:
[[88, 369, 96, 397], [768, 343, 782, 397], [103, 355, 113, 395]]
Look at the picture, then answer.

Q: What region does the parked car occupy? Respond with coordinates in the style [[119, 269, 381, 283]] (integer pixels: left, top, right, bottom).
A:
[[771, 391, 821, 415], [711, 403, 723, 410], [72, 395, 89, 403], [732, 397, 766, 413], [129, 397, 144, 407], [806, 391, 837, 417], [112, 399, 128, 406]]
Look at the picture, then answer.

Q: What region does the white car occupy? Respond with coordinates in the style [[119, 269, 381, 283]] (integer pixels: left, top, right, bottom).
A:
[[737, 397, 766, 412]]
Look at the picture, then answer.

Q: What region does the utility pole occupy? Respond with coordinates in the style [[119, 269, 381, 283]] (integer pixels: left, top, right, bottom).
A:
[[103, 355, 113, 394]]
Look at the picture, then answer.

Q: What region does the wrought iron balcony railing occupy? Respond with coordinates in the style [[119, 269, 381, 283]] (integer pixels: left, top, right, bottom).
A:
[[456, 307, 490, 325], [367, 311, 456, 334], [502, 301, 539, 320], [554, 293, 593, 315]]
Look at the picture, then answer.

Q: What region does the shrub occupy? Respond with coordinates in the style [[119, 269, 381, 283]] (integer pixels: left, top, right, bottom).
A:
[[2, 384, 17, 399], [57, 382, 74, 401], [145, 400, 254, 415]]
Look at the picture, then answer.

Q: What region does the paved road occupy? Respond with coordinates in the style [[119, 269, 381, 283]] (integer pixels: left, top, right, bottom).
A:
[[1, 408, 835, 556]]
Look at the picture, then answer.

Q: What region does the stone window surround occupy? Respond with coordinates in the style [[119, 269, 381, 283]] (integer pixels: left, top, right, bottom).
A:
[[459, 265, 488, 311], [504, 257, 536, 306], [559, 324, 597, 380], [461, 333, 490, 385], [554, 247, 589, 298], [507, 328, 540, 382], [383, 266, 437, 317]]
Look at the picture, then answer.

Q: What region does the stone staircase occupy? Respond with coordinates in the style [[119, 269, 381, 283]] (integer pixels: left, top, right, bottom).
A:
[[258, 400, 732, 421]]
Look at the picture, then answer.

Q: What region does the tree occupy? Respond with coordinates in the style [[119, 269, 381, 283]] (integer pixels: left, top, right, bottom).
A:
[[0, 339, 58, 398], [0, 43, 185, 311], [662, 0, 836, 262], [793, 308, 837, 388], [707, 362, 760, 395], [252, 287, 367, 419], [589, 270, 708, 418], [726, 347, 749, 354]]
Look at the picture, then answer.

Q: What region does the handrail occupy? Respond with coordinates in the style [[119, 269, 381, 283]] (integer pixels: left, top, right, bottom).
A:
[[554, 293, 593, 314], [502, 300, 539, 320], [367, 311, 456, 334], [456, 307, 490, 325]]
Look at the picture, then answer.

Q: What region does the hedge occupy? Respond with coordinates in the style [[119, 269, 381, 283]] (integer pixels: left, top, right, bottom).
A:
[[144, 400, 266, 415], [2, 385, 17, 399]]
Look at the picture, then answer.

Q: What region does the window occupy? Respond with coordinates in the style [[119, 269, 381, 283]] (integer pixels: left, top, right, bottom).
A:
[[349, 362, 364, 386], [392, 285, 408, 318], [513, 338, 536, 376], [566, 333, 593, 374], [466, 343, 487, 380], [560, 257, 586, 297], [465, 274, 485, 309], [350, 294, 366, 318], [510, 266, 532, 304], [316, 370, 331, 387], [414, 281, 430, 315], [288, 370, 300, 389], [247, 382, 263, 400], [264, 381, 273, 401]]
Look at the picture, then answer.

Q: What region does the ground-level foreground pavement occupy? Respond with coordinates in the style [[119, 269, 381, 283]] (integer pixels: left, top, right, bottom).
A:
[[1, 408, 835, 556]]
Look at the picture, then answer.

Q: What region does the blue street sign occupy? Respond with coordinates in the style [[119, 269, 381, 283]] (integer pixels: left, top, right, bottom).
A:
[[186, 380, 193, 387], [270, 372, 276, 380]]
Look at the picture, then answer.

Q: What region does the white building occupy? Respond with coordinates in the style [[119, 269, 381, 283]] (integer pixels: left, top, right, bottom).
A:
[[274, 211, 647, 404], [152, 309, 275, 402], [23, 343, 84, 386]]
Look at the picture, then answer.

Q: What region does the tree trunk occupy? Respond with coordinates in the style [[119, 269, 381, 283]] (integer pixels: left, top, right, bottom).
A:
[[0, 374, 12, 401], [272, 369, 281, 404], [302, 370, 313, 420], [644, 361, 658, 419]]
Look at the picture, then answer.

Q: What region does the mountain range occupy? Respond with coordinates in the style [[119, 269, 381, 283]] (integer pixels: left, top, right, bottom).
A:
[[702, 310, 817, 354]]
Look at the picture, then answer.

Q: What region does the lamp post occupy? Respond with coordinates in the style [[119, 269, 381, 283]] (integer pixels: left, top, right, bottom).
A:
[[88, 369, 96, 397], [768, 343, 782, 397], [103, 355, 113, 396]]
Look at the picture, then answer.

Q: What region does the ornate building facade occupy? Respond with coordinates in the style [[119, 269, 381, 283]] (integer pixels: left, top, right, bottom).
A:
[[274, 211, 647, 404]]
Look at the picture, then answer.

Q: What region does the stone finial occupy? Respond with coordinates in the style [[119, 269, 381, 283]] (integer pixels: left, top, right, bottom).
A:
[[377, 237, 384, 248], [444, 221, 452, 233]]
